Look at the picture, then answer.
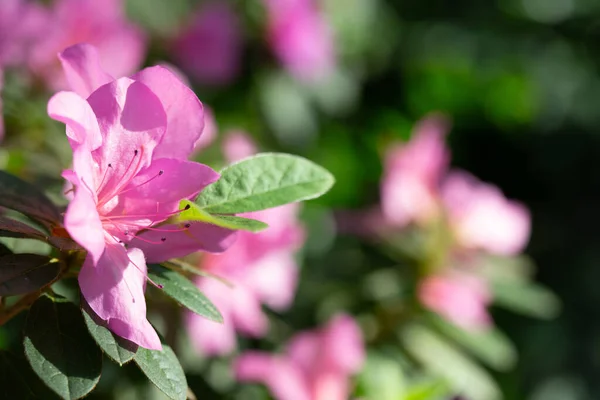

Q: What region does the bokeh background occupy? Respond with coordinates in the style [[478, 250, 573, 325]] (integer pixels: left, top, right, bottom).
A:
[[1, 0, 599, 399]]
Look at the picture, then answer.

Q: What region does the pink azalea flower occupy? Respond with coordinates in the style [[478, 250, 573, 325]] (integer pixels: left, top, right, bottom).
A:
[[0, 69, 3, 141], [186, 133, 303, 355], [48, 43, 236, 349], [418, 271, 492, 330], [263, 0, 336, 82], [234, 314, 365, 400], [193, 106, 217, 152], [171, 1, 242, 86], [28, 0, 146, 91], [381, 115, 450, 227], [0, 0, 45, 67], [441, 171, 531, 256]]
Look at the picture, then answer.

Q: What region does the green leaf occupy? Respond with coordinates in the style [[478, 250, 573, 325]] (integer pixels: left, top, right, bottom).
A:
[[175, 200, 268, 232], [0, 254, 60, 296], [429, 315, 517, 371], [147, 264, 222, 323], [134, 338, 187, 400], [0, 351, 59, 399], [23, 295, 102, 400], [81, 304, 138, 366], [401, 324, 501, 400], [0, 170, 61, 228], [359, 353, 406, 400], [492, 281, 561, 319], [196, 153, 335, 214], [0, 217, 79, 251]]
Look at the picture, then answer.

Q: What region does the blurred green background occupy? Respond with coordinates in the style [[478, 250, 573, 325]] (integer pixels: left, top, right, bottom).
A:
[[3, 0, 600, 399]]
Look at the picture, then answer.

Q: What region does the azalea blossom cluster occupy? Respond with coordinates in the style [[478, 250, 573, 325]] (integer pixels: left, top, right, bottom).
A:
[[378, 115, 531, 330], [50, 43, 236, 349]]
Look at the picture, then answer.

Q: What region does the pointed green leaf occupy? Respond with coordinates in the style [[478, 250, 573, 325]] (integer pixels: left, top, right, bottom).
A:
[[401, 324, 500, 400], [492, 281, 561, 319], [134, 339, 187, 400], [81, 304, 138, 366], [196, 153, 335, 214], [23, 295, 102, 400], [429, 315, 517, 371], [0, 254, 60, 296], [175, 200, 268, 232], [147, 264, 222, 322], [0, 170, 61, 228]]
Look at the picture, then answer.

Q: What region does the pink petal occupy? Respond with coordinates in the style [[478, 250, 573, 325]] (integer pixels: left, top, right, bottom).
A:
[[229, 283, 269, 337], [170, 1, 242, 86], [245, 251, 298, 310], [266, 0, 335, 82], [131, 223, 237, 263], [63, 173, 104, 264], [186, 310, 237, 356], [381, 115, 450, 227], [86, 78, 167, 201], [79, 246, 161, 350], [222, 130, 258, 163], [131, 66, 204, 159], [186, 278, 238, 355], [234, 352, 311, 400], [193, 106, 217, 152], [28, 0, 146, 91], [442, 171, 531, 255], [110, 159, 219, 226], [0, 69, 3, 142], [419, 272, 492, 331], [47, 91, 102, 151], [321, 314, 365, 374], [58, 44, 114, 98]]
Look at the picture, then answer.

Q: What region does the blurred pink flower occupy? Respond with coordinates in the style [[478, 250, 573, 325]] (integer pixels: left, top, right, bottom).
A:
[[193, 106, 217, 152], [186, 133, 304, 355], [419, 271, 491, 330], [264, 0, 335, 82], [171, 1, 242, 86], [48, 43, 236, 349], [28, 0, 146, 91], [234, 314, 365, 400], [381, 115, 450, 227], [0, 0, 45, 67], [441, 171, 531, 256], [222, 130, 258, 162], [0, 69, 3, 141]]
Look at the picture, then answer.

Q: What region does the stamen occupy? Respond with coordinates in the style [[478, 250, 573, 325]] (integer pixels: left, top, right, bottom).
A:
[[98, 148, 144, 206], [101, 205, 191, 221], [96, 163, 113, 192], [116, 169, 164, 196], [127, 254, 164, 289]]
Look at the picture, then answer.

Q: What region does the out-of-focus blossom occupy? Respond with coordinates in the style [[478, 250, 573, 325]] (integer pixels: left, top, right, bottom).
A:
[[264, 0, 336, 82], [418, 271, 491, 330], [0, 69, 3, 141], [29, 0, 146, 91], [0, 0, 44, 67], [441, 171, 531, 256], [234, 314, 365, 400], [171, 1, 242, 86], [186, 133, 303, 355], [193, 107, 217, 152], [381, 115, 450, 227], [222, 130, 257, 162], [48, 43, 235, 349]]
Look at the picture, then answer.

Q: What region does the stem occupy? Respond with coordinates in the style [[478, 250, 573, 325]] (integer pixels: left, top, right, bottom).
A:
[[0, 291, 41, 325]]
